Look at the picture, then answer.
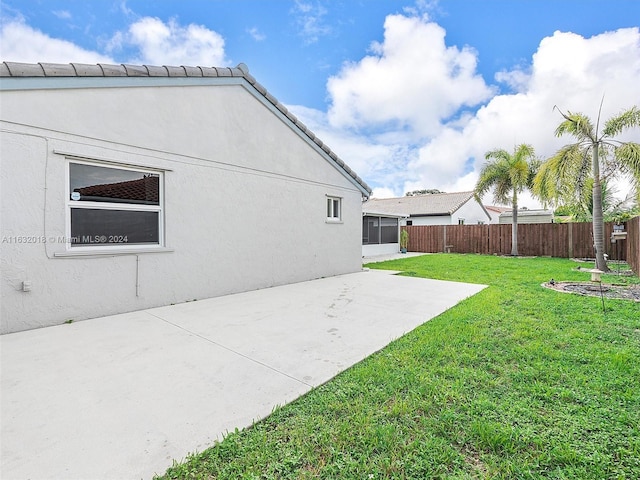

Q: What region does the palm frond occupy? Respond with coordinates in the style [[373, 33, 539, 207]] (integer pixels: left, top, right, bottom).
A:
[[615, 142, 640, 184], [475, 144, 537, 206], [554, 110, 595, 143], [534, 145, 590, 204], [602, 106, 640, 138]]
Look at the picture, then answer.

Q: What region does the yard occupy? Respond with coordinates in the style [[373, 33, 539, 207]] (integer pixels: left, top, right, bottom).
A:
[[158, 255, 640, 479]]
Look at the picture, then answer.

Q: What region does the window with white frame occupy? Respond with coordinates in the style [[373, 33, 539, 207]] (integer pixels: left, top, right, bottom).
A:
[[326, 196, 341, 221], [67, 160, 163, 248]]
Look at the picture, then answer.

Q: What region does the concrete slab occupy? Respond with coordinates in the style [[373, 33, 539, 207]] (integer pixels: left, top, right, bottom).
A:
[[362, 252, 429, 263], [1, 269, 486, 480]]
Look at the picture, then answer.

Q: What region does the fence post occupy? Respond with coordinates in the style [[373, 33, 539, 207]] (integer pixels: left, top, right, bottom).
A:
[[568, 222, 573, 259], [443, 225, 447, 253]]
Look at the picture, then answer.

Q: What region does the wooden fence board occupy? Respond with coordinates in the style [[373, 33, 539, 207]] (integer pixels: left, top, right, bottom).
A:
[[625, 216, 639, 276], [402, 221, 634, 264]]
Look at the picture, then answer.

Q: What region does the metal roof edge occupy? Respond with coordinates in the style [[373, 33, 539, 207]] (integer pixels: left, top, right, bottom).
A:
[[362, 211, 409, 218]]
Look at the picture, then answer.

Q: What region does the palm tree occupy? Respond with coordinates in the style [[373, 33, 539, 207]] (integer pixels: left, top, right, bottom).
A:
[[475, 144, 538, 256], [534, 105, 640, 271]]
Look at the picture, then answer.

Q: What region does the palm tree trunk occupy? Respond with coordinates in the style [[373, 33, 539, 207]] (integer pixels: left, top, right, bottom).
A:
[[511, 190, 518, 256], [591, 146, 610, 271]]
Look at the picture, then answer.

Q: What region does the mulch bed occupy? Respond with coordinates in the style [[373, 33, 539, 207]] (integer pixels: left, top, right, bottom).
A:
[[543, 281, 640, 302]]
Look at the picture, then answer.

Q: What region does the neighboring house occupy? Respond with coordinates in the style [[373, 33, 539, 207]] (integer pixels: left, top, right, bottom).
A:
[[363, 192, 491, 226], [499, 209, 554, 224], [0, 61, 371, 334], [362, 211, 408, 257], [484, 205, 510, 224]]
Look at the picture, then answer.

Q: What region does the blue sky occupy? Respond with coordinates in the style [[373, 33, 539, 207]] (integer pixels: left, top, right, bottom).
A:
[[2, 0, 639, 203]]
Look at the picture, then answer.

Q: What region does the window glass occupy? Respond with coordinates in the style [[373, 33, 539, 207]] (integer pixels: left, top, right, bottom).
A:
[[333, 199, 340, 219], [327, 197, 341, 220], [71, 209, 159, 245], [68, 161, 163, 249], [70, 163, 159, 205]]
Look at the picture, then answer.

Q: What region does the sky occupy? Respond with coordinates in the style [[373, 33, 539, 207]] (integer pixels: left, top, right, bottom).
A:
[[1, 0, 639, 206]]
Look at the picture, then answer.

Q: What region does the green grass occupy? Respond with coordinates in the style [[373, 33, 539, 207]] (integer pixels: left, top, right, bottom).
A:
[[158, 255, 640, 479]]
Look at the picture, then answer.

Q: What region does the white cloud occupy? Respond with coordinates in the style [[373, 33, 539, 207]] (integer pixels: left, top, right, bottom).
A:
[[112, 17, 228, 66], [411, 27, 640, 203], [291, 0, 331, 45], [315, 16, 640, 202], [52, 10, 72, 20], [119, 1, 134, 17], [247, 27, 266, 42], [326, 14, 494, 137], [0, 18, 113, 63], [0, 15, 229, 68], [370, 187, 397, 199]]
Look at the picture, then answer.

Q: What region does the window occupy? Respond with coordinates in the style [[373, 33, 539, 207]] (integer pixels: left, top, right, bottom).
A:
[[326, 196, 341, 221], [362, 215, 398, 244], [68, 160, 163, 249], [458, 218, 465, 225]]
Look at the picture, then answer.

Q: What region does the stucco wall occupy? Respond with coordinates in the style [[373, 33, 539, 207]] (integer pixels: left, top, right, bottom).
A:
[[362, 243, 400, 257], [454, 199, 491, 225], [1, 82, 364, 333], [404, 199, 489, 226], [405, 216, 452, 226]]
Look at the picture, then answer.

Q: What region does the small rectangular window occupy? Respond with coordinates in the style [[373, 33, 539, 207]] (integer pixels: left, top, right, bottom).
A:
[[458, 218, 465, 225], [68, 160, 163, 249], [326, 196, 341, 221]]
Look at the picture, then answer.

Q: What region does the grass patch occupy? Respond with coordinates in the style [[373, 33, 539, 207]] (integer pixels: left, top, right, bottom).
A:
[[158, 255, 640, 479]]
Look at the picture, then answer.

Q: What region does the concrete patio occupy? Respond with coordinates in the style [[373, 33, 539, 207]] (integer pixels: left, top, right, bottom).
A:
[[1, 268, 485, 479]]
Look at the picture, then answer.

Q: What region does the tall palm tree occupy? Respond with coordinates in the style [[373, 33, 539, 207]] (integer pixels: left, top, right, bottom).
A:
[[534, 105, 640, 271], [475, 144, 538, 256]]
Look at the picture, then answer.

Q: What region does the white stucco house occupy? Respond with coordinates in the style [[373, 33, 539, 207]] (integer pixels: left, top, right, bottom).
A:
[[0, 61, 371, 334], [363, 192, 491, 227]]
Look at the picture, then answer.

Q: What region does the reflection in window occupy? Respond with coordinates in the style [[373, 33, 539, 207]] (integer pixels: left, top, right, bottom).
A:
[[70, 163, 159, 205]]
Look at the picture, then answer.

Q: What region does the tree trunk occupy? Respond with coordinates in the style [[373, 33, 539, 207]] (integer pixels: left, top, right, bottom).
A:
[[591, 146, 610, 271], [511, 190, 518, 256]]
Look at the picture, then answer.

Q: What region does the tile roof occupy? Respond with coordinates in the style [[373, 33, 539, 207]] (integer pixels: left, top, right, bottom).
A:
[[74, 176, 159, 204], [485, 205, 511, 214], [363, 191, 478, 216], [0, 61, 371, 196]]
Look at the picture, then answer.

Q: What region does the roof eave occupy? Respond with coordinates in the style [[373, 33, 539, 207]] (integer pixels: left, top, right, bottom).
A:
[[0, 61, 372, 197]]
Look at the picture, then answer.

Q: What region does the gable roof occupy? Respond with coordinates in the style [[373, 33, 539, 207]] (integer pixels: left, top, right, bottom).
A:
[[485, 205, 511, 215], [0, 61, 371, 196], [363, 191, 480, 217]]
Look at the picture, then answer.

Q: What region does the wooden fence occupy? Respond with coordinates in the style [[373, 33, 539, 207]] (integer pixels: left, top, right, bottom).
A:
[[626, 216, 640, 276], [404, 220, 637, 270]]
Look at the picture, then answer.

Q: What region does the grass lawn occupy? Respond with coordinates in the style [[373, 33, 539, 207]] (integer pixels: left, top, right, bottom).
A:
[[158, 255, 640, 479]]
